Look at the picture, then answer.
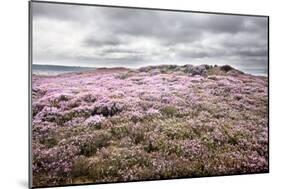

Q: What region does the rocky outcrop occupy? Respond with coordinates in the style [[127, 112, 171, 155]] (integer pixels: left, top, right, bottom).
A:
[[138, 64, 242, 76]]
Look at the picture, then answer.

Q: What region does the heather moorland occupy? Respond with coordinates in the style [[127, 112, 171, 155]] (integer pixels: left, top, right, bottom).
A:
[[32, 64, 268, 187]]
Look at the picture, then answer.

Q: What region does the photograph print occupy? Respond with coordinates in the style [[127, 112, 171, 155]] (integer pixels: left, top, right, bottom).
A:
[[30, 1, 269, 188]]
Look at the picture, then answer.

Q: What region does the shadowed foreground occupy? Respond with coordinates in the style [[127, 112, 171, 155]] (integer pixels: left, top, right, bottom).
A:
[[32, 64, 268, 187]]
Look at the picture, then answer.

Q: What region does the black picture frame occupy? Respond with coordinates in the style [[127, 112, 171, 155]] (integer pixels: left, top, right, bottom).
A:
[[28, 1, 269, 188]]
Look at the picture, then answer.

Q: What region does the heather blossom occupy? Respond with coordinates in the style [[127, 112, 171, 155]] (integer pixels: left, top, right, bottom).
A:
[[84, 115, 105, 127], [32, 65, 268, 187]]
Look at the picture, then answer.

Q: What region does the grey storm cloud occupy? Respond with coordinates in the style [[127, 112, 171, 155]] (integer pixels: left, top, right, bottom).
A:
[[32, 2, 268, 73], [83, 37, 123, 47]]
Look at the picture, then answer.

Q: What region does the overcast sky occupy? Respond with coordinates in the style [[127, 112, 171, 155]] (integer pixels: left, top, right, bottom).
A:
[[32, 2, 268, 73]]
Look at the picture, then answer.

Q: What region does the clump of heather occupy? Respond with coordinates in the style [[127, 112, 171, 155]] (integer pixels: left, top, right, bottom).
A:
[[84, 115, 104, 128], [32, 64, 268, 187]]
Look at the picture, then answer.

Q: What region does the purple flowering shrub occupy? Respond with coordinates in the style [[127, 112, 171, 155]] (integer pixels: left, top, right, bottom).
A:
[[32, 65, 268, 187]]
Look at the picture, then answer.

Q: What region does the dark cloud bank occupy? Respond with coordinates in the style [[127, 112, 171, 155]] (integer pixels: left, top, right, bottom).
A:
[[32, 2, 268, 75]]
